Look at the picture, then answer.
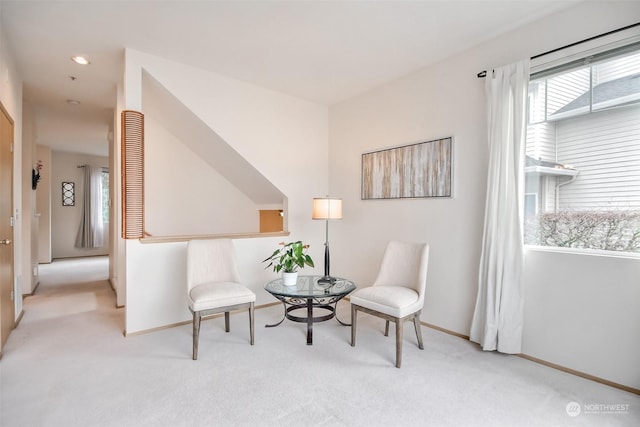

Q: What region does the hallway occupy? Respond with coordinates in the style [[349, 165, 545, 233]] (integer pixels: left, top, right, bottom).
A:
[[25, 257, 117, 324], [0, 256, 131, 425]]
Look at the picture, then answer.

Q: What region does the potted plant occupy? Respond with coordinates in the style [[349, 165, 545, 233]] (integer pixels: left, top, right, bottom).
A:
[[263, 241, 314, 286]]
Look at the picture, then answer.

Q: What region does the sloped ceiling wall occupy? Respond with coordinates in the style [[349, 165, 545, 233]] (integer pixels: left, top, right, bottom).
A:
[[141, 71, 285, 206]]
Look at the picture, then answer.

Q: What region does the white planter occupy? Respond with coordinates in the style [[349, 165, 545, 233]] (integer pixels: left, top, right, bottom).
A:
[[282, 272, 298, 286]]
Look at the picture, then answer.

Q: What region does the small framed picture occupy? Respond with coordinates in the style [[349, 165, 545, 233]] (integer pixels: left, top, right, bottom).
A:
[[62, 182, 75, 206]]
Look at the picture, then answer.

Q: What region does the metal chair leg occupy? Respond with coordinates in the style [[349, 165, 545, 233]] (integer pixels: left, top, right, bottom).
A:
[[384, 320, 390, 336], [224, 312, 230, 332], [193, 311, 202, 360]]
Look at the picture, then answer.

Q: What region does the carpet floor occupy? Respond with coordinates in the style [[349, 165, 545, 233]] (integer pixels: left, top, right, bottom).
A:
[[0, 257, 638, 426]]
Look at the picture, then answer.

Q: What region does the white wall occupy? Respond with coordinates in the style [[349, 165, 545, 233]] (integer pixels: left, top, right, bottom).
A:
[[35, 145, 51, 264], [51, 151, 109, 259], [523, 248, 640, 388], [144, 115, 259, 235], [112, 82, 125, 308], [329, 1, 640, 390], [20, 102, 38, 293], [126, 235, 314, 332], [329, 39, 485, 337], [123, 50, 329, 333]]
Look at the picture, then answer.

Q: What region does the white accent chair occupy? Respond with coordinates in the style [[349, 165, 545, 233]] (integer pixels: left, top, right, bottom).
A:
[[350, 241, 429, 368], [187, 239, 256, 360]]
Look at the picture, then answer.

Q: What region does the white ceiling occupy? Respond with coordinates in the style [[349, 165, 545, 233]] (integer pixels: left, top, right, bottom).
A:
[[1, 0, 578, 156]]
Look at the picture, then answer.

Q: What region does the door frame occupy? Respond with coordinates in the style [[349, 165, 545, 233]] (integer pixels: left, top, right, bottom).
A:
[[0, 101, 15, 355]]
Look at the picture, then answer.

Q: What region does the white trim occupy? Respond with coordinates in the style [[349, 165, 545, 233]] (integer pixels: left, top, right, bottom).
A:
[[524, 244, 640, 260], [531, 28, 640, 75], [524, 166, 578, 177]]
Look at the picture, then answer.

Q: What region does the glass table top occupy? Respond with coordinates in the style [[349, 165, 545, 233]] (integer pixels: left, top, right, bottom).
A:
[[264, 275, 356, 298]]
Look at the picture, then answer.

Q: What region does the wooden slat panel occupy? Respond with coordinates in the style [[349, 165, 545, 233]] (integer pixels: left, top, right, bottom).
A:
[[121, 110, 144, 239]]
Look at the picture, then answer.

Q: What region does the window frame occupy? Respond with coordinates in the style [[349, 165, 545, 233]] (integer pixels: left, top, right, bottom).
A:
[[524, 37, 640, 257]]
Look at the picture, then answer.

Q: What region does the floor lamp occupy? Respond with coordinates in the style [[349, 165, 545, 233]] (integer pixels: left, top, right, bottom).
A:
[[312, 197, 343, 285]]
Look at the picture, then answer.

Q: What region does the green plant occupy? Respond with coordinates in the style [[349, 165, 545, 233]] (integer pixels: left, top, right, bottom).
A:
[[262, 241, 314, 273]]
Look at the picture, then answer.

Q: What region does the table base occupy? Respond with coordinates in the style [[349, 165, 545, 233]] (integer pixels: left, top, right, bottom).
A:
[[265, 298, 351, 345]]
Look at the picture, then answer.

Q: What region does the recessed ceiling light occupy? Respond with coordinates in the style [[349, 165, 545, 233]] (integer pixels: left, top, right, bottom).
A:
[[66, 99, 81, 105], [71, 56, 90, 65]]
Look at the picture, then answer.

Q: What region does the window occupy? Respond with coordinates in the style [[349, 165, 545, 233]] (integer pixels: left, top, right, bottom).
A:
[[101, 170, 109, 223], [524, 44, 640, 253]]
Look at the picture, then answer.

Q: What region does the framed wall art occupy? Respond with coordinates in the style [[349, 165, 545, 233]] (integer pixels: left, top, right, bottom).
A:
[[62, 182, 75, 206], [361, 137, 452, 200]]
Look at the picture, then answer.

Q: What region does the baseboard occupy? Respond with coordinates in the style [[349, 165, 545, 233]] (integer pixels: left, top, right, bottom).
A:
[[422, 321, 470, 340], [51, 254, 108, 261], [123, 301, 281, 337], [124, 320, 193, 337], [22, 280, 41, 298], [420, 321, 640, 396], [107, 280, 123, 309], [14, 310, 25, 328], [517, 353, 639, 395]]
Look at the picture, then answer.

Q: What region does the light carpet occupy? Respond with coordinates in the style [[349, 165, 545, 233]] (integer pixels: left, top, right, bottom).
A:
[[0, 257, 638, 427]]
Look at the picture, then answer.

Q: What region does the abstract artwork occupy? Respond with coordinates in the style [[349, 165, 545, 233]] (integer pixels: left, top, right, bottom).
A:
[[362, 137, 452, 199]]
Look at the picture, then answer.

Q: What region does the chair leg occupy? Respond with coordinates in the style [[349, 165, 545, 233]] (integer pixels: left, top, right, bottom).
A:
[[413, 313, 424, 350], [249, 303, 255, 345], [350, 304, 357, 346], [395, 318, 403, 368], [193, 311, 202, 360], [224, 312, 230, 332], [384, 320, 390, 337]]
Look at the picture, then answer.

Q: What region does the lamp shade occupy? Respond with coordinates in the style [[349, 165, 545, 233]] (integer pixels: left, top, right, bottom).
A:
[[312, 198, 343, 220]]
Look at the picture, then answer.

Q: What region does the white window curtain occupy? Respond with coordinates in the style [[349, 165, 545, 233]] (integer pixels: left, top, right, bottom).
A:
[[75, 165, 104, 249], [470, 59, 530, 354]]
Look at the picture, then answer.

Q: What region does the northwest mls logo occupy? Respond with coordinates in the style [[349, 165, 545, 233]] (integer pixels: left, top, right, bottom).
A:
[[584, 403, 630, 415], [566, 401, 581, 417], [566, 401, 631, 417]]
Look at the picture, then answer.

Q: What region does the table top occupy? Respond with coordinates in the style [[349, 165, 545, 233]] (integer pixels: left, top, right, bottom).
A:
[[264, 275, 356, 298]]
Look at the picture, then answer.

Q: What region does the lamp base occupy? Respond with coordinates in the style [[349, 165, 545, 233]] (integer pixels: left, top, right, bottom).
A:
[[317, 276, 336, 285]]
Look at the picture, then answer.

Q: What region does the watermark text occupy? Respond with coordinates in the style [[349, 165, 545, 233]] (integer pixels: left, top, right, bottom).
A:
[[566, 401, 631, 417]]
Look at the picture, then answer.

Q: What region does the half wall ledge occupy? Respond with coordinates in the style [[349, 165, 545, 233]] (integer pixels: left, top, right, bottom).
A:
[[139, 231, 290, 244]]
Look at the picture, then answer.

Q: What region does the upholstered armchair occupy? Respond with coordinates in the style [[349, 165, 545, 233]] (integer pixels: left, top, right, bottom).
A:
[[350, 240, 429, 368], [187, 239, 256, 360]]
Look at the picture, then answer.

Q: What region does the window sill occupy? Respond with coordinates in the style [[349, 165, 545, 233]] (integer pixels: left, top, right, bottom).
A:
[[525, 245, 640, 260]]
